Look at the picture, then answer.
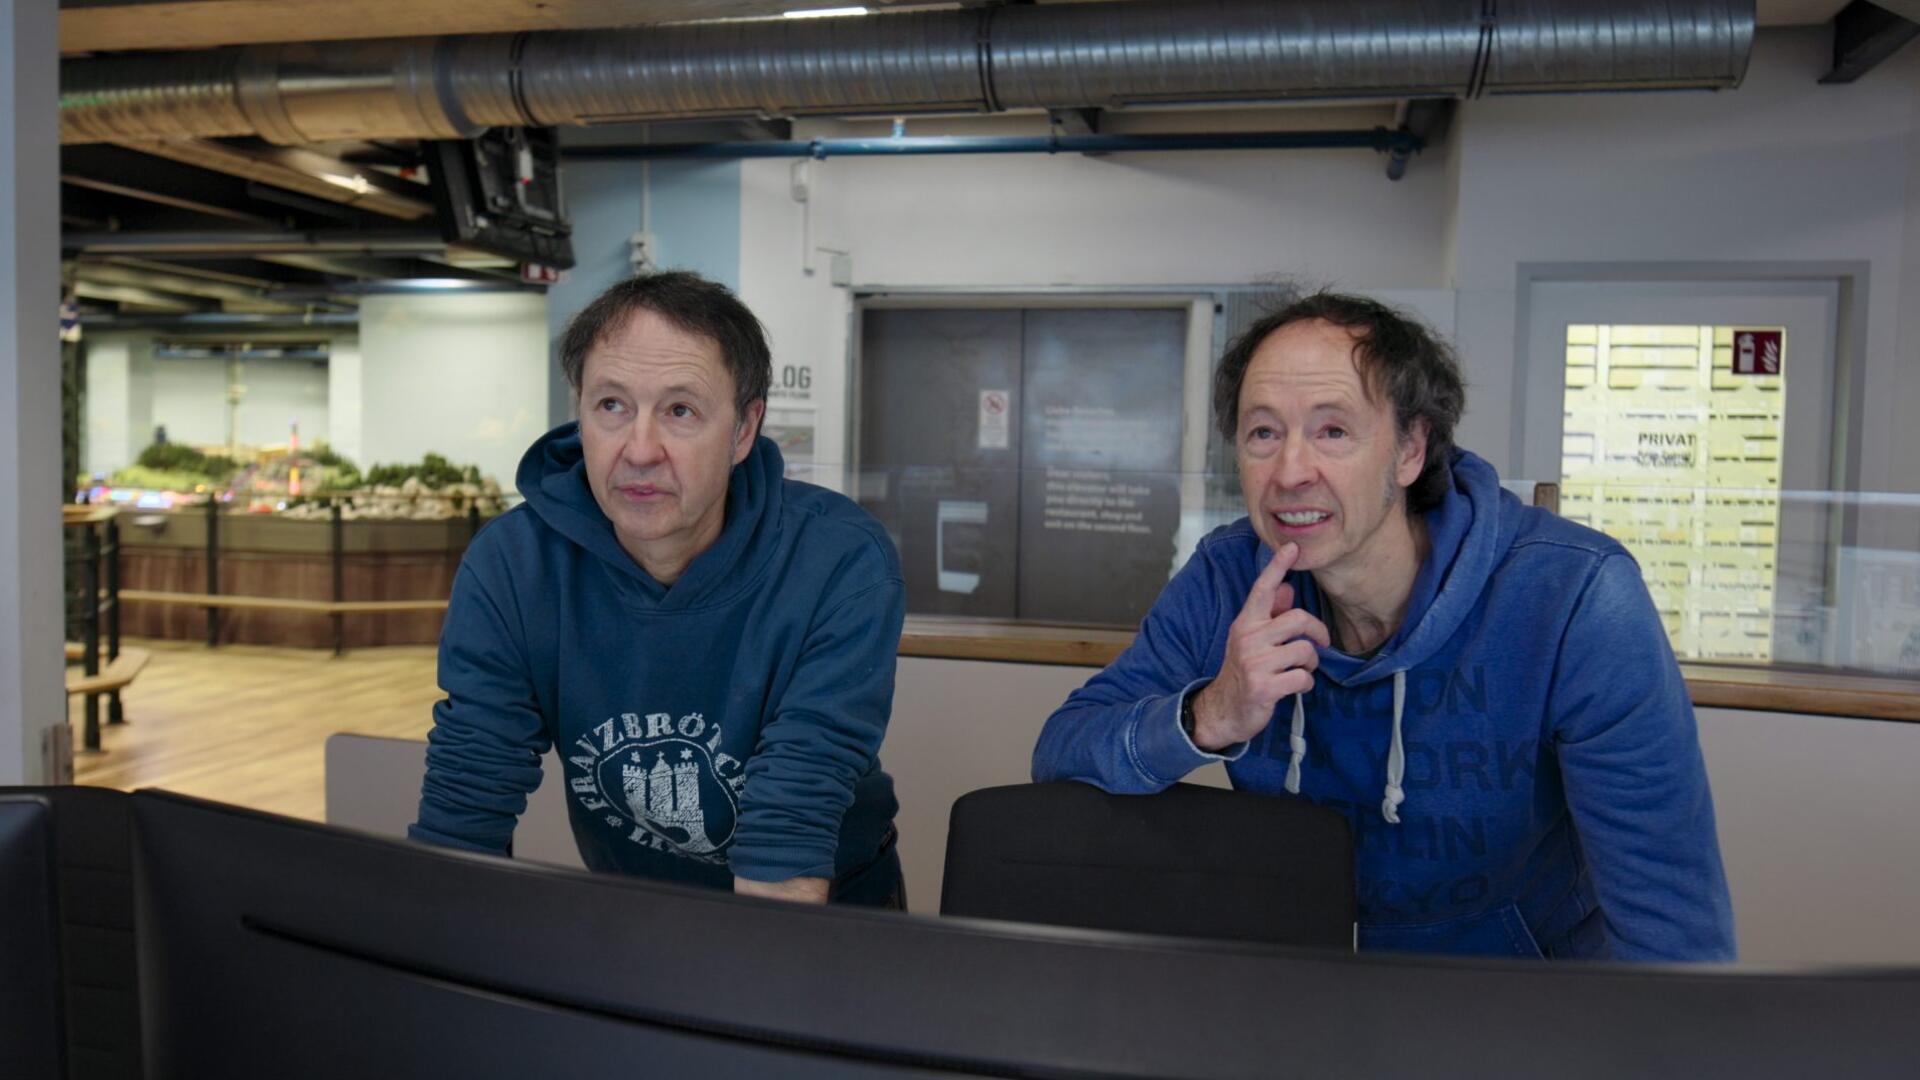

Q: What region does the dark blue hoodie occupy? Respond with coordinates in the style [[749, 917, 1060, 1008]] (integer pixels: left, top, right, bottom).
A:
[[411, 424, 904, 893], [1033, 449, 1736, 961]]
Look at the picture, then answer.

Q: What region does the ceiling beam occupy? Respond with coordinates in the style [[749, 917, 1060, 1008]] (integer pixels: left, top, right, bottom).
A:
[[62, 227, 445, 256], [61, 173, 276, 225], [251, 253, 510, 290], [71, 279, 218, 314], [61, 1, 928, 54], [62, 142, 378, 231], [108, 140, 434, 221], [1821, 1, 1920, 84], [69, 260, 311, 313], [95, 255, 336, 289]]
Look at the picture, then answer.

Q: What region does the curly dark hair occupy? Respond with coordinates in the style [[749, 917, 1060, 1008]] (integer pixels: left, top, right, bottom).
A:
[[1211, 291, 1467, 513], [559, 271, 772, 424]]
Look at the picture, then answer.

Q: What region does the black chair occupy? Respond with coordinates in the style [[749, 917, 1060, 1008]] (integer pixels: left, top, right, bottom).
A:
[[0, 787, 141, 1080], [941, 781, 1355, 949]]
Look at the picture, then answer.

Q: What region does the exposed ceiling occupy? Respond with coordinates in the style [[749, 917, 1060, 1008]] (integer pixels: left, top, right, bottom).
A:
[[60, 0, 954, 54], [55, 0, 1906, 324], [60, 0, 1859, 55]]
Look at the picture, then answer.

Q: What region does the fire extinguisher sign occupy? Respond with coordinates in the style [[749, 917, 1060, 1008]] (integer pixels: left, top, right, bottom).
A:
[[1731, 329, 1782, 376]]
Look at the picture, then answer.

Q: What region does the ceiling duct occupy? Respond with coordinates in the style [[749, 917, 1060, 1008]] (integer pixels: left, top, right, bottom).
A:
[[60, 0, 1756, 146]]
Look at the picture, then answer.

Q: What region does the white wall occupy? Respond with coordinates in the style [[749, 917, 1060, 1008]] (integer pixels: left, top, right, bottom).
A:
[[355, 292, 550, 489], [1449, 28, 1920, 492], [144, 356, 228, 447], [152, 355, 332, 451], [1695, 706, 1920, 967], [740, 109, 1454, 475], [327, 338, 363, 463], [224, 357, 329, 449], [742, 30, 1920, 516], [85, 336, 342, 474], [82, 331, 151, 478]]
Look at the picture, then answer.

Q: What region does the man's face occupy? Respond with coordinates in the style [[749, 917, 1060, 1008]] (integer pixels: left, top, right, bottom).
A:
[[1234, 318, 1427, 577], [578, 310, 763, 570]]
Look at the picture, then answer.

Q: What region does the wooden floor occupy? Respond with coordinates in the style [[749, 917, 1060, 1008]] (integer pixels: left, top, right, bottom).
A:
[[72, 637, 442, 822]]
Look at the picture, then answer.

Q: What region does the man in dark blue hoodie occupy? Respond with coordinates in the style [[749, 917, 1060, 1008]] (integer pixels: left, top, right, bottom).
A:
[[411, 271, 906, 907], [1034, 292, 1737, 960]]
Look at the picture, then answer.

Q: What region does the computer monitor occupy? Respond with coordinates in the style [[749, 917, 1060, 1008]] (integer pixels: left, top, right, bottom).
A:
[[132, 789, 1920, 1079], [0, 795, 66, 1080]]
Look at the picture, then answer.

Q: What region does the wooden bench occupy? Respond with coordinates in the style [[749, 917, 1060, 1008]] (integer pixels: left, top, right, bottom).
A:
[[65, 646, 151, 698]]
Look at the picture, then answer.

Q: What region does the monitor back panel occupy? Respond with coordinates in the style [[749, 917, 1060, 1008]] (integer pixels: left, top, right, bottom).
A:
[[132, 791, 1920, 1080]]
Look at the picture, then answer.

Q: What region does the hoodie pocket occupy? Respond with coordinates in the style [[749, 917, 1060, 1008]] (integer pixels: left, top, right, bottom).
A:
[[1360, 902, 1545, 959]]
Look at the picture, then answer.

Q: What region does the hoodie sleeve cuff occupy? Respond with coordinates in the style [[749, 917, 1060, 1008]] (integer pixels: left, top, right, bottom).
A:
[[1128, 678, 1249, 785], [407, 822, 511, 858]]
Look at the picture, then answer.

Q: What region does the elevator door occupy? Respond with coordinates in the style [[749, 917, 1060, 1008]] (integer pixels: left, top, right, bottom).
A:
[[859, 305, 1187, 626]]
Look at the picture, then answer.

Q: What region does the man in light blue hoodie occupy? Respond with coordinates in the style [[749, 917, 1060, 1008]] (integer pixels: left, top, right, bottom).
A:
[[412, 272, 905, 907], [1033, 292, 1736, 960]]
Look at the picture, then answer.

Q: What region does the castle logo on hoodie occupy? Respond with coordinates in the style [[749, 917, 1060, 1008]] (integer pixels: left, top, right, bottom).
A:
[[565, 711, 748, 865]]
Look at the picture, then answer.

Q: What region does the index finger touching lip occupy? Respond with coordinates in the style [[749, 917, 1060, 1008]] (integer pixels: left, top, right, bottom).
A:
[[1243, 542, 1299, 614]]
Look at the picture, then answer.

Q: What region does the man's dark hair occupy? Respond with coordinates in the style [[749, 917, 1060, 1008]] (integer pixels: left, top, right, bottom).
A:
[[1211, 291, 1467, 513], [560, 271, 772, 425]]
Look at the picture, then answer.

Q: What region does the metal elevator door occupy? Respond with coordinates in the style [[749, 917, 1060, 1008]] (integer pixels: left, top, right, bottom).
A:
[[859, 306, 1186, 627]]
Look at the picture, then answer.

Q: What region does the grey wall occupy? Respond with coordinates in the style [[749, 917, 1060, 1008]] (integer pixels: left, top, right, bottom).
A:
[[1448, 27, 1920, 502], [0, 0, 62, 784]]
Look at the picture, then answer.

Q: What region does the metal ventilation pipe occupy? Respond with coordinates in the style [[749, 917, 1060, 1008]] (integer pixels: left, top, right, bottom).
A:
[[60, 0, 1756, 146]]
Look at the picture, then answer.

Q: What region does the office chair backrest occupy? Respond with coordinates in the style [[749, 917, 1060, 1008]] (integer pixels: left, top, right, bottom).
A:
[[941, 781, 1355, 948]]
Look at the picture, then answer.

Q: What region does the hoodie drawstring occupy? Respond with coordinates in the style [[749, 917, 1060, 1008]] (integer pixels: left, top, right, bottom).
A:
[[1280, 668, 1410, 825], [1383, 670, 1407, 824], [1283, 694, 1306, 794]]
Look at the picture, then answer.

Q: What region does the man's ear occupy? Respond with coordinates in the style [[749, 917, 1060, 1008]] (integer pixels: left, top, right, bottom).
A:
[[733, 398, 767, 465], [1396, 417, 1430, 489]]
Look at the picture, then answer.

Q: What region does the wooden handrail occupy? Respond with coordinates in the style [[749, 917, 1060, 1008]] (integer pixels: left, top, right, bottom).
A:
[[111, 593, 1920, 722], [895, 619, 1920, 724], [63, 504, 119, 527], [119, 589, 449, 615]]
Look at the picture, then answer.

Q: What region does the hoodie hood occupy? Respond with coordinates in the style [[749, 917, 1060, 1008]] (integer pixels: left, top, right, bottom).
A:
[[1291, 447, 1506, 688], [1275, 447, 1511, 825], [515, 421, 787, 610]]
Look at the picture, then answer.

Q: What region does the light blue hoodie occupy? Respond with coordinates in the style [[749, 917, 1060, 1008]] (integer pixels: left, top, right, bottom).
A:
[[1033, 449, 1736, 961]]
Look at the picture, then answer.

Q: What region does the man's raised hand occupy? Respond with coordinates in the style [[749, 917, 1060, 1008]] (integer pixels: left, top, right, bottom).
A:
[[1188, 542, 1330, 752]]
